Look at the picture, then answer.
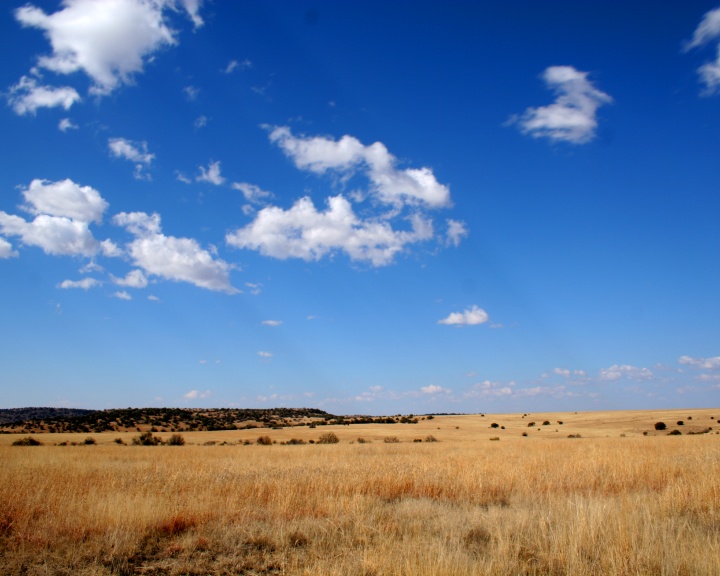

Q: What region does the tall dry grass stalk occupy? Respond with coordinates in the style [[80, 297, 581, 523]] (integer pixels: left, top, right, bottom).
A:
[[0, 434, 718, 575]]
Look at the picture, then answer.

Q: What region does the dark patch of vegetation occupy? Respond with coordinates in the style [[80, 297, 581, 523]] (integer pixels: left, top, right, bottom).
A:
[[256, 436, 273, 445], [542, 421, 551, 426], [317, 432, 340, 444], [677, 421, 684, 426], [527, 422, 536, 427], [83, 437, 96, 445], [567, 434, 582, 439], [11, 436, 42, 446], [0, 407, 94, 425], [383, 436, 400, 443], [132, 431, 163, 446], [668, 429, 682, 436], [424, 435, 438, 442], [655, 422, 667, 431], [167, 434, 185, 446], [490, 423, 499, 428]]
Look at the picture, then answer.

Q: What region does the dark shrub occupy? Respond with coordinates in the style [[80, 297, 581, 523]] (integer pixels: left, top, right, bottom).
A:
[[490, 423, 499, 428], [527, 422, 536, 427], [383, 436, 400, 443], [654, 422, 666, 431], [424, 435, 438, 442], [489, 437, 500, 441], [132, 431, 163, 445], [668, 429, 682, 435], [167, 434, 185, 446], [286, 438, 306, 445], [677, 421, 684, 426], [317, 432, 339, 444], [256, 435, 273, 445], [114, 437, 125, 445], [83, 437, 96, 445], [413, 438, 423, 442], [542, 421, 551, 426], [522, 432, 528, 437], [12, 436, 42, 446]]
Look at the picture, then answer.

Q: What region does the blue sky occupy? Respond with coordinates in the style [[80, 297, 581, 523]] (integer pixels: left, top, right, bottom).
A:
[[1, 0, 719, 414]]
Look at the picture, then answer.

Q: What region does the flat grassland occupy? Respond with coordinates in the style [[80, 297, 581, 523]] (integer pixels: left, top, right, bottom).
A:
[[1, 408, 718, 575]]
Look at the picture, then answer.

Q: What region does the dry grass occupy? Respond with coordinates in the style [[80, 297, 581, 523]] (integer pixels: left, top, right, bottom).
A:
[[0, 409, 718, 575]]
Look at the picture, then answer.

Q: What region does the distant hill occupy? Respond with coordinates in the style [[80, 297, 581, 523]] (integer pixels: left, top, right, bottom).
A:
[[0, 407, 421, 434], [0, 407, 96, 425]]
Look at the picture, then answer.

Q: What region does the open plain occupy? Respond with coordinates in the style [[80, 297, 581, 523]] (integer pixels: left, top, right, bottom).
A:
[[1, 408, 718, 575]]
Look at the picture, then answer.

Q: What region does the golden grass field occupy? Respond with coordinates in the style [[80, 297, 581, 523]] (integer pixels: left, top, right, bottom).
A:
[[1, 408, 718, 575]]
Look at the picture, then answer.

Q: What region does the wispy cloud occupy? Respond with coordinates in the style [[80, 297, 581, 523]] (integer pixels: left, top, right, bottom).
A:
[[684, 6, 720, 94], [511, 65, 612, 144]]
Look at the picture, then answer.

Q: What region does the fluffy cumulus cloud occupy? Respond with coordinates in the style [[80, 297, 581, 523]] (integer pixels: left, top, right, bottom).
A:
[[111, 269, 148, 288], [262, 320, 282, 327], [58, 277, 101, 290], [685, 7, 720, 93], [679, 355, 720, 370], [438, 305, 489, 326], [108, 138, 155, 179], [7, 76, 80, 115], [228, 127, 462, 266], [269, 126, 451, 208], [420, 384, 451, 395], [113, 211, 237, 293], [0, 179, 109, 257], [184, 389, 211, 400], [598, 364, 653, 381], [13, 0, 203, 97], [0, 238, 19, 259], [227, 195, 433, 267], [465, 380, 514, 398], [513, 66, 612, 144], [23, 179, 108, 223]]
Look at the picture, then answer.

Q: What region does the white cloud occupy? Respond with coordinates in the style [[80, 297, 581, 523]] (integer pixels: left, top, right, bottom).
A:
[[268, 126, 451, 208], [262, 320, 282, 327], [420, 384, 451, 395], [194, 115, 207, 128], [147, 294, 160, 301], [58, 277, 101, 290], [184, 389, 211, 400], [0, 238, 19, 259], [445, 219, 468, 247], [513, 66, 612, 144], [245, 282, 262, 295], [114, 211, 237, 293], [112, 290, 132, 300], [232, 182, 273, 204], [598, 364, 653, 381], [0, 212, 102, 257], [108, 138, 155, 180], [685, 7, 720, 93], [111, 269, 148, 288], [58, 118, 78, 131], [553, 367, 586, 377], [7, 76, 80, 115], [183, 85, 200, 101], [465, 380, 514, 398], [22, 178, 108, 224], [197, 161, 225, 185], [257, 351, 272, 358], [13, 0, 201, 96], [227, 195, 433, 267], [679, 355, 720, 370], [223, 58, 251, 73], [438, 305, 489, 326], [108, 138, 154, 165]]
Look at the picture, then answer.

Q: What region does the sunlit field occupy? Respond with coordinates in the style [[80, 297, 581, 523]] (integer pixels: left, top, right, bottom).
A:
[[1, 409, 718, 575]]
